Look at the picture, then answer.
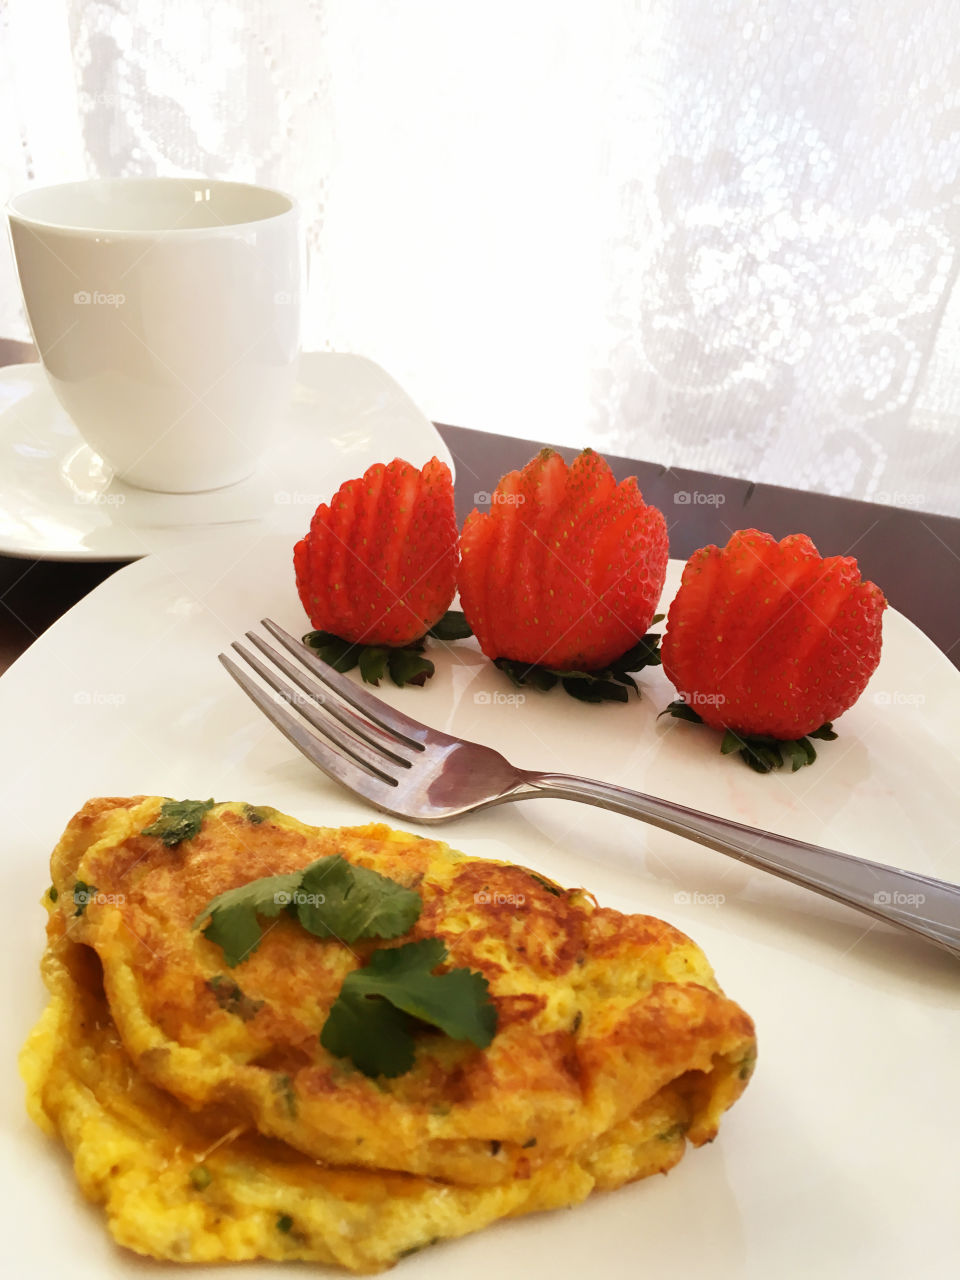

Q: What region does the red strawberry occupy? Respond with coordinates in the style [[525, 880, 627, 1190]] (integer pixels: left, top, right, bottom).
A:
[[662, 529, 886, 740], [294, 457, 457, 647], [458, 449, 669, 670]]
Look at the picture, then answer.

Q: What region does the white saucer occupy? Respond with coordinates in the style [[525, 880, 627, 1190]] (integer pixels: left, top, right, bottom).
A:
[[0, 355, 455, 562]]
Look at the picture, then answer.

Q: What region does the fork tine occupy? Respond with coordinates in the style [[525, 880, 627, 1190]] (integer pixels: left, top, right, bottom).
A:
[[260, 619, 430, 750], [229, 643, 400, 783], [219, 653, 399, 800], [243, 631, 413, 768]]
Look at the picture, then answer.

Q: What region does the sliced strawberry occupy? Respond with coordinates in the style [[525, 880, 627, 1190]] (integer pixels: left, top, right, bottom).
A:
[[662, 529, 885, 740], [294, 457, 457, 648], [458, 449, 669, 671]]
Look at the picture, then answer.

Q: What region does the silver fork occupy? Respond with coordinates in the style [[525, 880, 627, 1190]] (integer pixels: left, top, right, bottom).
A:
[[220, 619, 960, 961]]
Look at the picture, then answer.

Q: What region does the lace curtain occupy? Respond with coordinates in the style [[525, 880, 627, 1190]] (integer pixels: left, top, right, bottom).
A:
[[2, 0, 959, 516]]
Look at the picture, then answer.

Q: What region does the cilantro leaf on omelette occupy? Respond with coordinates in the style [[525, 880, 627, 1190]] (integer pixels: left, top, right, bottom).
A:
[[322, 986, 420, 1077], [296, 855, 422, 944], [195, 870, 302, 967], [193, 855, 422, 966], [142, 798, 215, 847], [320, 938, 498, 1077]]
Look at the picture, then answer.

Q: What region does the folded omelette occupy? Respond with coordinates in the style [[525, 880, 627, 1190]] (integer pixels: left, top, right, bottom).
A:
[[21, 797, 756, 1272]]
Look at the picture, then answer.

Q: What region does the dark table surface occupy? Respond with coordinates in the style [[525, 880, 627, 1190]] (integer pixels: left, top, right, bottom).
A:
[[1, 337, 958, 675]]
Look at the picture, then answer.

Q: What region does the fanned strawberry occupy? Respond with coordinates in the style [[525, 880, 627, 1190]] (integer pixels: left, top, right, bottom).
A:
[[458, 449, 669, 673], [294, 457, 457, 649], [661, 529, 886, 744]]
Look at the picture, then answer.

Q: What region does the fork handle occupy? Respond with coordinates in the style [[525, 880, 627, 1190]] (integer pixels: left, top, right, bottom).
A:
[[520, 772, 960, 959]]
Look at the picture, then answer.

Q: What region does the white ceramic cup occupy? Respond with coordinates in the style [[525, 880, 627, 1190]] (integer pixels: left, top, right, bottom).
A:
[[7, 177, 302, 493]]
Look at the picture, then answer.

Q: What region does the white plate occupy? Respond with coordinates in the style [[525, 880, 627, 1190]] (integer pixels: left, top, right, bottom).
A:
[[1, 537, 957, 1279], [0, 355, 454, 562]]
